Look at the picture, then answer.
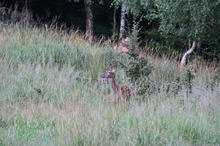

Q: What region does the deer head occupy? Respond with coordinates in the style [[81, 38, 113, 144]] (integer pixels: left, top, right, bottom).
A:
[[100, 64, 116, 79]]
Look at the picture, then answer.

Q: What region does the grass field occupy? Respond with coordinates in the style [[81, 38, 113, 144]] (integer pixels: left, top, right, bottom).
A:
[[0, 24, 220, 145]]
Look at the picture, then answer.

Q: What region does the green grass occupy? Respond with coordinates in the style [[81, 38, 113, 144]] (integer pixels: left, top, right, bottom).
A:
[[0, 24, 220, 145]]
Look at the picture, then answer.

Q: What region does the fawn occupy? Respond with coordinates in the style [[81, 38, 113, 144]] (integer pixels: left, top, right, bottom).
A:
[[101, 64, 131, 102]]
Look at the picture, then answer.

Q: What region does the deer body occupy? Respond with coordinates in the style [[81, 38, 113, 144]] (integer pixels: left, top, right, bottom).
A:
[[113, 37, 130, 53], [113, 42, 129, 53], [101, 64, 131, 102]]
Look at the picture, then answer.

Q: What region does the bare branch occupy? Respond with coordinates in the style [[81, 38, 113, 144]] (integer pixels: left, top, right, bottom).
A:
[[180, 41, 196, 69]]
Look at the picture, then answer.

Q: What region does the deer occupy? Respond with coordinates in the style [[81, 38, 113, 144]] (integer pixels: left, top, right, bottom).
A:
[[113, 37, 130, 53], [113, 42, 129, 53], [100, 64, 131, 102]]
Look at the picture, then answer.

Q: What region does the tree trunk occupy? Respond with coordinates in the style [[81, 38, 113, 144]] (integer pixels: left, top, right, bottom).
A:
[[25, 0, 28, 10], [180, 41, 196, 69], [84, 0, 93, 42], [112, 6, 117, 42], [119, 2, 126, 40]]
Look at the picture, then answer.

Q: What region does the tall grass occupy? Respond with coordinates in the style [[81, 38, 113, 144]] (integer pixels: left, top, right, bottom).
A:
[[0, 23, 220, 145]]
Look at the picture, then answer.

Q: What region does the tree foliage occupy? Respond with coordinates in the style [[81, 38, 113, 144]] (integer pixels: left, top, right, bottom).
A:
[[154, 0, 219, 42], [113, 0, 153, 16]]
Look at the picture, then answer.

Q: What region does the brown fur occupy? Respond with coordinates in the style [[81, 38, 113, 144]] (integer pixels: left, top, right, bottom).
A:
[[116, 85, 131, 101]]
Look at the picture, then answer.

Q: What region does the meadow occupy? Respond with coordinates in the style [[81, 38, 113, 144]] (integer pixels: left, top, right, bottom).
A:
[[0, 24, 220, 145]]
